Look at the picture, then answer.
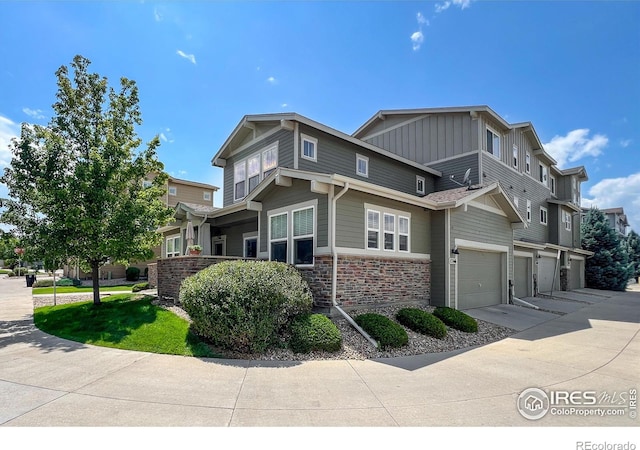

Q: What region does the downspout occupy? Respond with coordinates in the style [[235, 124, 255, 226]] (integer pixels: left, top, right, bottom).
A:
[[331, 182, 378, 348]]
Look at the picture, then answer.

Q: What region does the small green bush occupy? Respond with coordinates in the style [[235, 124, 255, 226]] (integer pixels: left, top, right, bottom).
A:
[[14, 267, 28, 276], [288, 314, 342, 353], [132, 282, 150, 292], [396, 308, 447, 339], [33, 279, 54, 288], [56, 278, 82, 287], [180, 260, 313, 354], [6, 270, 15, 277], [354, 313, 408, 349], [433, 307, 478, 333], [125, 266, 141, 281]]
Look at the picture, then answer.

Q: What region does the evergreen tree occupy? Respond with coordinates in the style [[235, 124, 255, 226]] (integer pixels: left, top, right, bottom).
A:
[[581, 208, 632, 291], [626, 229, 640, 283]]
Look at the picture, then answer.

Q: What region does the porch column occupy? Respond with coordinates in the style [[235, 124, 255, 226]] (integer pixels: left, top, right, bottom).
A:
[[199, 223, 212, 256]]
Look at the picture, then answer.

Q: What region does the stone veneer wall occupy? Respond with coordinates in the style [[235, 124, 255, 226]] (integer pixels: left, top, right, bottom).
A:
[[157, 256, 245, 303], [147, 262, 158, 288], [298, 255, 431, 310]]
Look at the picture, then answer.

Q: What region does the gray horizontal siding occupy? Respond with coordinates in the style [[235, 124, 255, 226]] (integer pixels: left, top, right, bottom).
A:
[[297, 124, 436, 196], [430, 210, 446, 306], [428, 153, 480, 191], [218, 221, 257, 257]]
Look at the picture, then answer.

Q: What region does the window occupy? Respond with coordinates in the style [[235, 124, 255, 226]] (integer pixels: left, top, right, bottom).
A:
[[293, 207, 314, 265], [563, 211, 572, 231], [234, 161, 246, 201], [203, 191, 211, 201], [550, 176, 556, 196], [356, 154, 369, 177], [486, 128, 501, 159], [513, 145, 518, 169], [301, 134, 317, 162], [540, 206, 548, 226], [526, 200, 532, 222], [269, 213, 288, 263], [244, 237, 257, 258], [539, 164, 548, 185], [166, 235, 181, 257], [525, 152, 531, 174], [367, 210, 380, 250], [142, 180, 152, 188], [383, 213, 395, 251], [514, 196, 519, 208], [263, 144, 278, 178], [247, 154, 261, 193], [398, 216, 410, 252], [168, 186, 177, 196], [416, 176, 425, 195]]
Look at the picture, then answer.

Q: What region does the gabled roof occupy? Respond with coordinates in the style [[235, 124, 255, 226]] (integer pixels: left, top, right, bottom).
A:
[[169, 177, 219, 191], [560, 165, 588, 181], [352, 105, 557, 165], [174, 202, 219, 220], [210, 113, 442, 177]]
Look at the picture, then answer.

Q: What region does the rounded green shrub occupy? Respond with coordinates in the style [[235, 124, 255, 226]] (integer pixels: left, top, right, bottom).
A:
[[56, 278, 82, 287], [433, 307, 478, 333], [354, 313, 408, 349], [125, 266, 141, 281], [132, 282, 150, 292], [396, 308, 447, 339], [14, 267, 28, 276], [289, 313, 342, 353], [179, 260, 313, 354], [6, 270, 15, 277]]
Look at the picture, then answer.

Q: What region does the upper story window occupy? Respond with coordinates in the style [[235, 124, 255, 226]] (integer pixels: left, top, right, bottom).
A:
[[512, 145, 518, 169], [572, 177, 580, 204], [356, 154, 369, 177], [301, 134, 317, 162], [234, 142, 279, 202], [563, 211, 572, 231], [526, 200, 532, 222], [514, 196, 519, 208], [525, 152, 531, 174], [168, 186, 177, 196], [416, 175, 426, 195], [540, 206, 548, 226], [539, 163, 548, 186], [550, 176, 556, 196], [142, 180, 153, 188], [486, 128, 501, 159], [203, 191, 212, 201]]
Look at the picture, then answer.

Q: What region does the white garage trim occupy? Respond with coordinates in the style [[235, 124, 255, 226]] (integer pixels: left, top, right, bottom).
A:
[[514, 250, 534, 258], [455, 238, 509, 253], [538, 250, 558, 258], [569, 255, 585, 261]]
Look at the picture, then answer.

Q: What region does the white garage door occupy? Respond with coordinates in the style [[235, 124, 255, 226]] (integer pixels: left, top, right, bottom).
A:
[[514, 256, 531, 299], [458, 249, 503, 309], [537, 256, 559, 293], [570, 259, 585, 290]]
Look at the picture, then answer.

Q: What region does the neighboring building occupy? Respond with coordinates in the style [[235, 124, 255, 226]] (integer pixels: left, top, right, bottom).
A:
[[64, 175, 219, 280], [156, 106, 592, 312], [581, 207, 629, 237]]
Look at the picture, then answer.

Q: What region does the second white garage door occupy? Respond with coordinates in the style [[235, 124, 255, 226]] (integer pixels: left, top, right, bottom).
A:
[[458, 249, 504, 309], [537, 255, 559, 293]]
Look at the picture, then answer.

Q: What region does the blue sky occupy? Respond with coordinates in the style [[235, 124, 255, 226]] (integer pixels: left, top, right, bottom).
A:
[[1, 1, 639, 230]]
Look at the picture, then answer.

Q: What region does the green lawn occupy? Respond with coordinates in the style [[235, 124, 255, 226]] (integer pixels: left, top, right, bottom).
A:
[[34, 294, 218, 357], [32, 285, 134, 295], [0, 269, 11, 274]]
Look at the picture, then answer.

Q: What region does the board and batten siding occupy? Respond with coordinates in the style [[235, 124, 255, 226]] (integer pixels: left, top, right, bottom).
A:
[[223, 129, 294, 207], [258, 180, 328, 253], [296, 124, 435, 196], [363, 113, 479, 164], [335, 190, 430, 254]]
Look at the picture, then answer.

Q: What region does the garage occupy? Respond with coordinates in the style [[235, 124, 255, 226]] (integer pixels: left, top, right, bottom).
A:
[[570, 257, 585, 290], [514, 256, 532, 299], [537, 254, 560, 293], [458, 249, 504, 309]]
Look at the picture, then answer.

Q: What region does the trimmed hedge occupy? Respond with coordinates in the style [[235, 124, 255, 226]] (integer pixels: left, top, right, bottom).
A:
[[288, 313, 342, 353], [354, 313, 408, 349], [396, 308, 447, 339], [125, 266, 140, 281], [180, 260, 313, 354], [32, 278, 81, 288], [132, 282, 150, 292], [433, 307, 478, 333]]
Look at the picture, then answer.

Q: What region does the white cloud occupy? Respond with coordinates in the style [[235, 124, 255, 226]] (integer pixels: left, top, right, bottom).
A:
[[154, 7, 163, 21], [411, 31, 424, 51], [620, 139, 632, 148], [159, 133, 168, 142], [267, 76, 277, 85], [22, 108, 45, 120], [178, 170, 187, 176], [281, 103, 288, 108], [435, 1, 451, 13], [582, 172, 640, 232], [0, 115, 19, 168], [417, 12, 429, 26], [543, 129, 608, 169], [176, 50, 196, 64], [436, 0, 473, 13]]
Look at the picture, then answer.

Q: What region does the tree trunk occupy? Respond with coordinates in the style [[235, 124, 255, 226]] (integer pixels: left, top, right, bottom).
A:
[[91, 262, 101, 306]]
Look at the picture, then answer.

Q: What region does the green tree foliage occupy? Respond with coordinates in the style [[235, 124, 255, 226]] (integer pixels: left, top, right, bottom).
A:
[[0, 55, 173, 305], [0, 230, 20, 263], [626, 229, 640, 282], [581, 208, 632, 291]]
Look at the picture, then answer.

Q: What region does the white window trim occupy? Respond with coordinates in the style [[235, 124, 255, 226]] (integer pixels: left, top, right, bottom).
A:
[[212, 235, 227, 256], [512, 145, 518, 169], [267, 199, 317, 267], [233, 160, 246, 202], [514, 196, 519, 208], [486, 126, 501, 159], [268, 212, 288, 263], [366, 209, 380, 251], [364, 203, 412, 255], [550, 175, 556, 196], [540, 206, 548, 226], [416, 175, 426, 195], [526, 200, 532, 223], [398, 215, 410, 253], [383, 213, 395, 252], [356, 154, 369, 177], [166, 234, 181, 258], [539, 163, 548, 186], [203, 191, 211, 201], [168, 186, 177, 196], [564, 211, 572, 231], [525, 152, 531, 174], [262, 142, 279, 177], [300, 133, 317, 162], [233, 142, 279, 202], [243, 236, 258, 258], [292, 205, 315, 267]]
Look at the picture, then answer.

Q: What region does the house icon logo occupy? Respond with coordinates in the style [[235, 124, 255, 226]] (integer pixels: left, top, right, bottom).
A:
[[517, 388, 550, 420]]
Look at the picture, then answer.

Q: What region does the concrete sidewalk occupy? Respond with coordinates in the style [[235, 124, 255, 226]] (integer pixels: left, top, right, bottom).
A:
[[0, 275, 638, 427]]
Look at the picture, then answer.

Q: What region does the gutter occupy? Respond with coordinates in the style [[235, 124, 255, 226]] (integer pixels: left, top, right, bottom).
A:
[[330, 182, 378, 348]]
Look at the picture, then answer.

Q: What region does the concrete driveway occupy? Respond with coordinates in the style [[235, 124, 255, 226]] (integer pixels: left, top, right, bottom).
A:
[[1, 275, 639, 429]]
